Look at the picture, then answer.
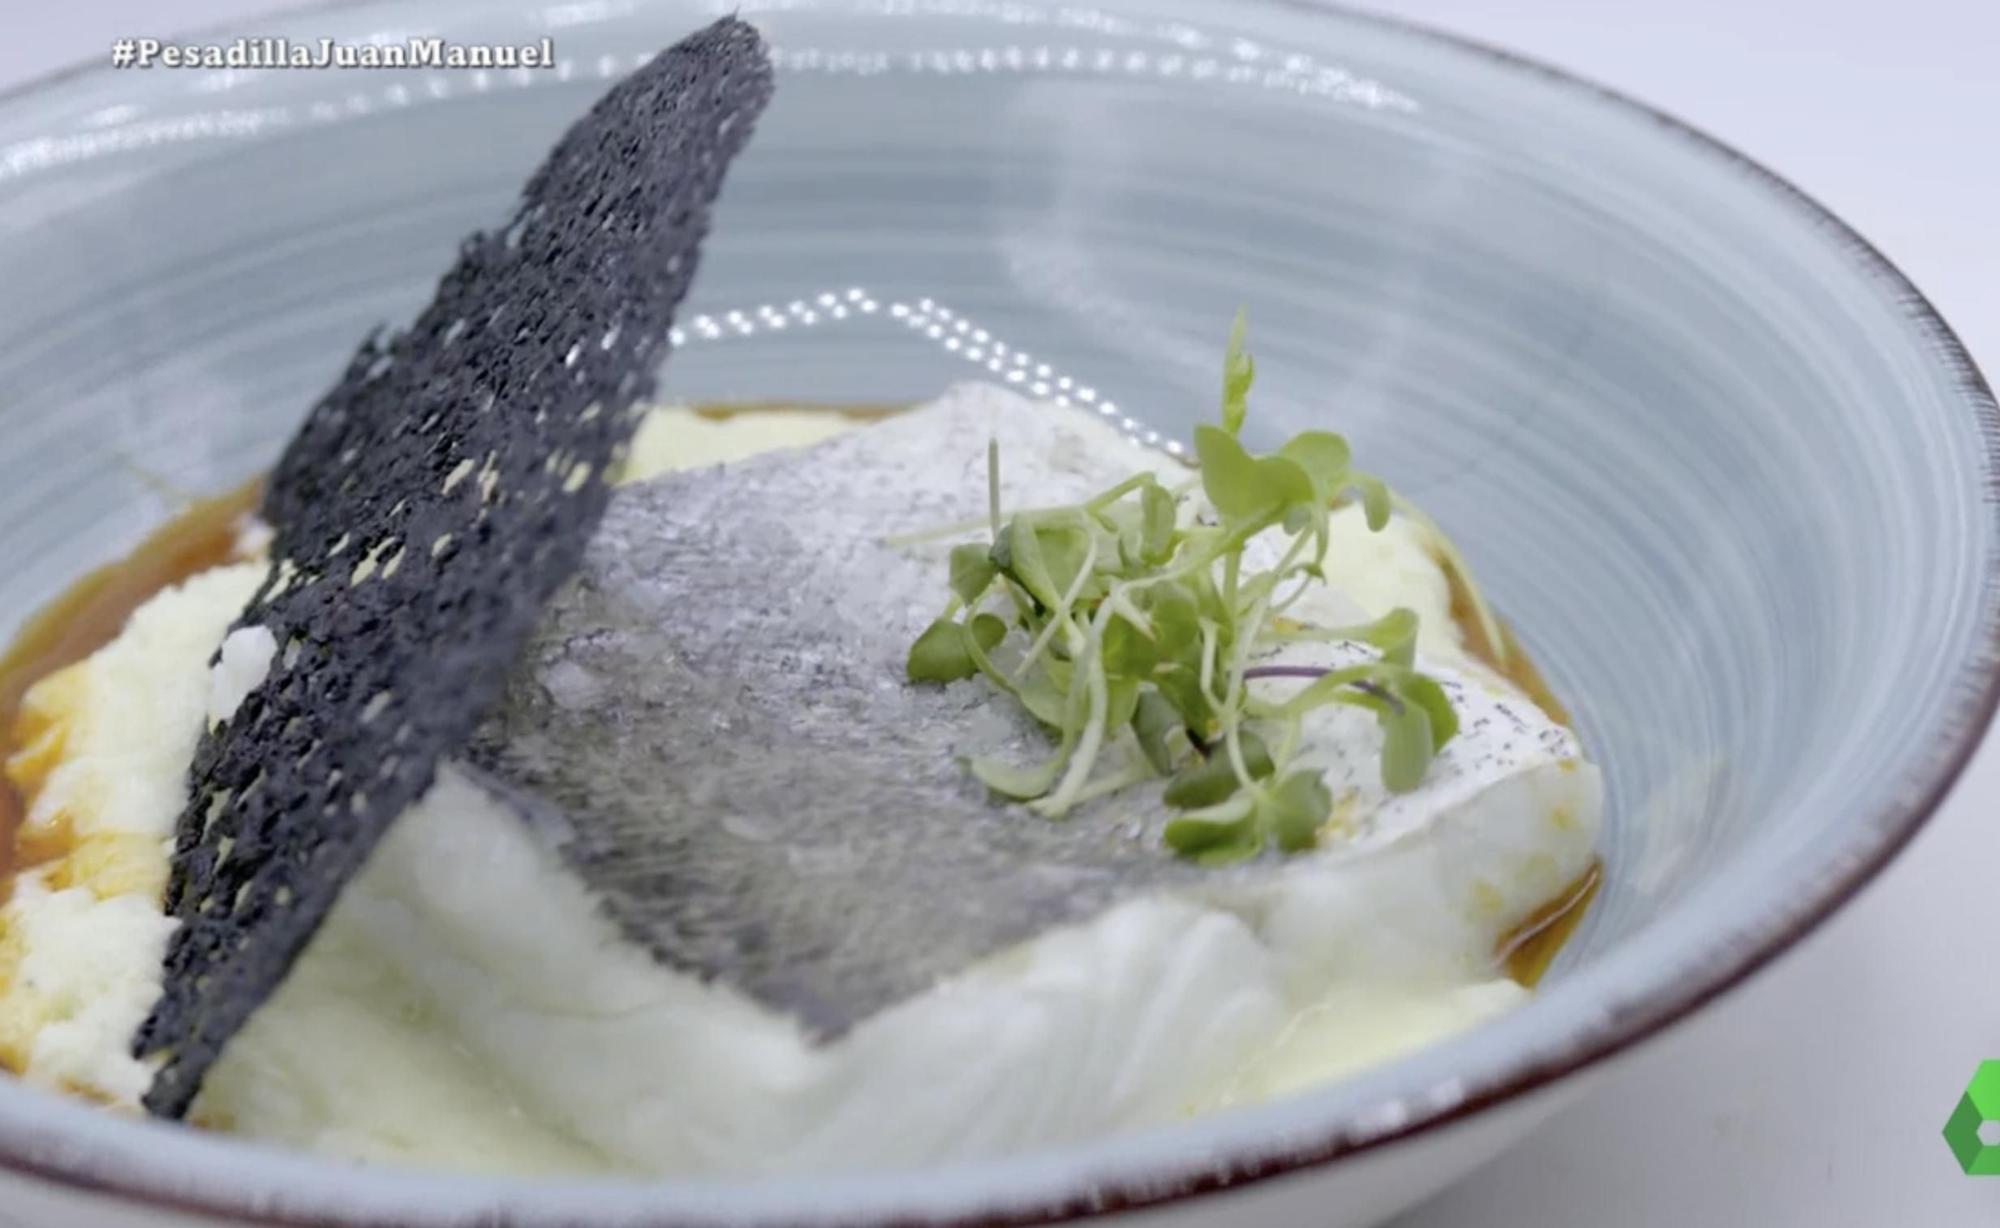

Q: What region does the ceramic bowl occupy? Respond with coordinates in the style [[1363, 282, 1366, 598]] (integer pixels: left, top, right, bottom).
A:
[[0, 1, 1993, 1225]]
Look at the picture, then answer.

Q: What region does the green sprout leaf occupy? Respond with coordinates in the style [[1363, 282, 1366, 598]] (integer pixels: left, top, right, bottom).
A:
[[1153, 663, 1218, 735], [1163, 793, 1262, 864], [970, 752, 1067, 800], [1261, 770, 1333, 852], [1163, 730, 1276, 808], [1105, 676, 1141, 732], [1015, 670, 1071, 729], [1193, 425, 1266, 519], [1278, 431, 1351, 495], [992, 515, 1095, 612], [989, 519, 1051, 608], [908, 618, 984, 683], [1147, 582, 1203, 656], [1101, 617, 1157, 676], [1193, 426, 1316, 522], [1344, 473, 1393, 532], [1221, 309, 1254, 437], [1131, 691, 1183, 774], [1348, 607, 1420, 669], [949, 543, 999, 605], [1037, 520, 1093, 605], [1373, 689, 1436, 793], [917, 615, 1003, 685], [1398, 671, 1459, 750], [1276, 665, 1371, 719], [1139, 483, 1177, 564], [968, 612, 1007, 652]]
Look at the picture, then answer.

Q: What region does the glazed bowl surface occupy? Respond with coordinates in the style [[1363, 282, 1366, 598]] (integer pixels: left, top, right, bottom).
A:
[[0, 1, 1992, 1225]]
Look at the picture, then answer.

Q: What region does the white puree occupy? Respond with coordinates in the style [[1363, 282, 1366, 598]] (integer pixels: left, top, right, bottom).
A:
[[0, 387, 1599, 1176]]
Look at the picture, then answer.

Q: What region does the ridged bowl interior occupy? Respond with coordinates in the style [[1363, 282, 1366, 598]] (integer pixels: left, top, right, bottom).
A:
[[0, 0, 1992, 1222]]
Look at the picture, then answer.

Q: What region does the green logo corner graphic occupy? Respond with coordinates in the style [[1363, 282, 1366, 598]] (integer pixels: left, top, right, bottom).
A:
[[1944, 1061, 2000, 1175]]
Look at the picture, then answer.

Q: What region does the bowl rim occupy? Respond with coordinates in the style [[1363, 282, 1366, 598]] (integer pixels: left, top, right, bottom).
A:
[[0, 0, 1994, 1223]]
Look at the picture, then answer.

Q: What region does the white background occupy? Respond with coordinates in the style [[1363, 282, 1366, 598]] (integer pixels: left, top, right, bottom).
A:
[[5, 2, 1999, 1225]]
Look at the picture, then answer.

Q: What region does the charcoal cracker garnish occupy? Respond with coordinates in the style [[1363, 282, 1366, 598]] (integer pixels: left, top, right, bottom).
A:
[[132, 16, 774, 1118]]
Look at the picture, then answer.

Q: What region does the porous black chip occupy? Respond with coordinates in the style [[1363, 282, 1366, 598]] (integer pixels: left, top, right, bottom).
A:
[[132, 16, 774, 1118]]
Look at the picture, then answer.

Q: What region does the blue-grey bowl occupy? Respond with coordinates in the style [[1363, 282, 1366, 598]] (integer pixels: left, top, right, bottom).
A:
[[0, 1, 1991, 1225]]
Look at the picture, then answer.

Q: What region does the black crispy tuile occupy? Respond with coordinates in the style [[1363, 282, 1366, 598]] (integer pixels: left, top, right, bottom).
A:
[[132, 16, 774, 1118]]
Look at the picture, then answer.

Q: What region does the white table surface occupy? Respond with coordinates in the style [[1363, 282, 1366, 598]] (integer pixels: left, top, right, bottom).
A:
[[5, 2, 1999, 1225]]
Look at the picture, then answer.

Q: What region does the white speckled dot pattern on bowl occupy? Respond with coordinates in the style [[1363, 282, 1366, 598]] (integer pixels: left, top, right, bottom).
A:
[[0, 0, 1991, 1225]]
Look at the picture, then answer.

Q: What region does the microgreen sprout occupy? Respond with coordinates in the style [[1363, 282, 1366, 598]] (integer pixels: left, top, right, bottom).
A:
[[904, 316, 1461, 863]]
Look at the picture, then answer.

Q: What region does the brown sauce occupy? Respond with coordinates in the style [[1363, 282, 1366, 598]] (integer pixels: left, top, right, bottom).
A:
[[0, 406, 1598, 985], [1430, 548, 1597, 985], [1435, 546, 1572, 729], [0, 482, 260, 889], [1499, 860, 1601, 987], [690, 401, 904, 423]]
